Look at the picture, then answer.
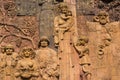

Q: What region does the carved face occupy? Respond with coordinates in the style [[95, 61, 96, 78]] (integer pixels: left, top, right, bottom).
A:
[[98, 12, 109, 25], [5, 48, 14, 55], [59, 3, 68, 14], [40, 40, 48, 47], [23, 49, 31, 58]]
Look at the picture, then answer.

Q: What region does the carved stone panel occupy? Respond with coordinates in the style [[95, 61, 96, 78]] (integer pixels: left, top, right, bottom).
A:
[[0, 0, 40, 51], [87, 11, 120, 80]]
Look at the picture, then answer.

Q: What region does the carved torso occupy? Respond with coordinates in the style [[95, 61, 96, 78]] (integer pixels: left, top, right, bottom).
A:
[[16, 58, 39, 79]]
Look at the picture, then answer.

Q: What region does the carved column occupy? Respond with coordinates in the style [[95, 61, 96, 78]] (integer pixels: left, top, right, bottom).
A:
[[53, 1, 80, 80], [64, 1, 80, 80]]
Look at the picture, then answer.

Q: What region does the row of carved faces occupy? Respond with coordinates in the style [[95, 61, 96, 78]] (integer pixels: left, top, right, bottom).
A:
[[0, 36, 57, 80]]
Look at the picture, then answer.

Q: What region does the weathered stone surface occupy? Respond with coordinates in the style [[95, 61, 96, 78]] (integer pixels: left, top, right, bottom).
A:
[[15, 0, 37, 16], [0, 0, 119, 80], [87, 11, 120, 80]]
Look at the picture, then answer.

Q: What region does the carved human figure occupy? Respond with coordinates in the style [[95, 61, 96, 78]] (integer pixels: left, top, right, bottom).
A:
[[87, 11, 112, 58], [74, 36, 91, 80], [0, 44, 18, 80], [15, 47, 39, 80], [54, 3, 80, 80], [36, 36, 59, 80], [54, 3, 74, 47]]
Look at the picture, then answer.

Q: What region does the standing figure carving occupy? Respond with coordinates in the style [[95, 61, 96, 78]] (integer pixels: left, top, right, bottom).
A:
[[54, 3, 74, 47], [0, 44, 18, 80], [36, 36, 59, 80], [74, 36, 91, 80], [54, 3, 80, 80], [15, 47, 39, 80]]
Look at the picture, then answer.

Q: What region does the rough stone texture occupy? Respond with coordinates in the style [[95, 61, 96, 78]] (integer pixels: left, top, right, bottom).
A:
[[77, 0, 120, 21], [15, 0, 37, 16], [86, 11, 120, 80]]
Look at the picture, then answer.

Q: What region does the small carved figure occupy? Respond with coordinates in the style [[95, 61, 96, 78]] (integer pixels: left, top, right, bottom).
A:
[[36, 36, 59, 80], [1, 44, 18, 80], [54, 3, 74, 47], [74, 36, 91, 80], [15, 47, 39, 80], [93, 11, 109, 25]]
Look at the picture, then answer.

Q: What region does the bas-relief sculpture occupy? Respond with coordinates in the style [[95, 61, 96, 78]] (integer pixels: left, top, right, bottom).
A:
[[0, 1, 119, 80], [87, 11, 120, 80], [36, 36, 59, 80], [74, 36, 91, 80], [0, 36, 59, 80], [54, 3, 81, 80], [0, 44, 18, 80], [15, 47, 39, 80]]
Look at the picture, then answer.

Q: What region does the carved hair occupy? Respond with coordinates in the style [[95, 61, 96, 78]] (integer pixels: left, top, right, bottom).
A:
[[56, 2, 68, 13]]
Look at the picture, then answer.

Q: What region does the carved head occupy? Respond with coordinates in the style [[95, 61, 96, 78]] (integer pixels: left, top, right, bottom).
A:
[[94, 11, 109, 25], [58, 2, 68, 14], [65, 11, 72, 17], [77, 36, 89, 46], [5, 44, 14, 55], [20, 47, 35, 59], [38, 36, 50, 48]]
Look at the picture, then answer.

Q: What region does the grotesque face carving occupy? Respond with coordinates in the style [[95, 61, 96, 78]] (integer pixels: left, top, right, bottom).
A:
[[94, 11, 109, 25], [5, 44, 14, 55], [23, 49, 31, 58]]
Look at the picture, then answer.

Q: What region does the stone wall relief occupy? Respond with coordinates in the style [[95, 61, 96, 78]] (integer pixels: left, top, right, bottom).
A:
[[74, 36, 91, 80], [87, 10, 120, 80], [15, 47, 39, 80], [0, 44, 18, 80], [36, 36, 59, 80], [87, 11, 112, 59], [53, 2, 81, 80], [54, 2, 74, 48]]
